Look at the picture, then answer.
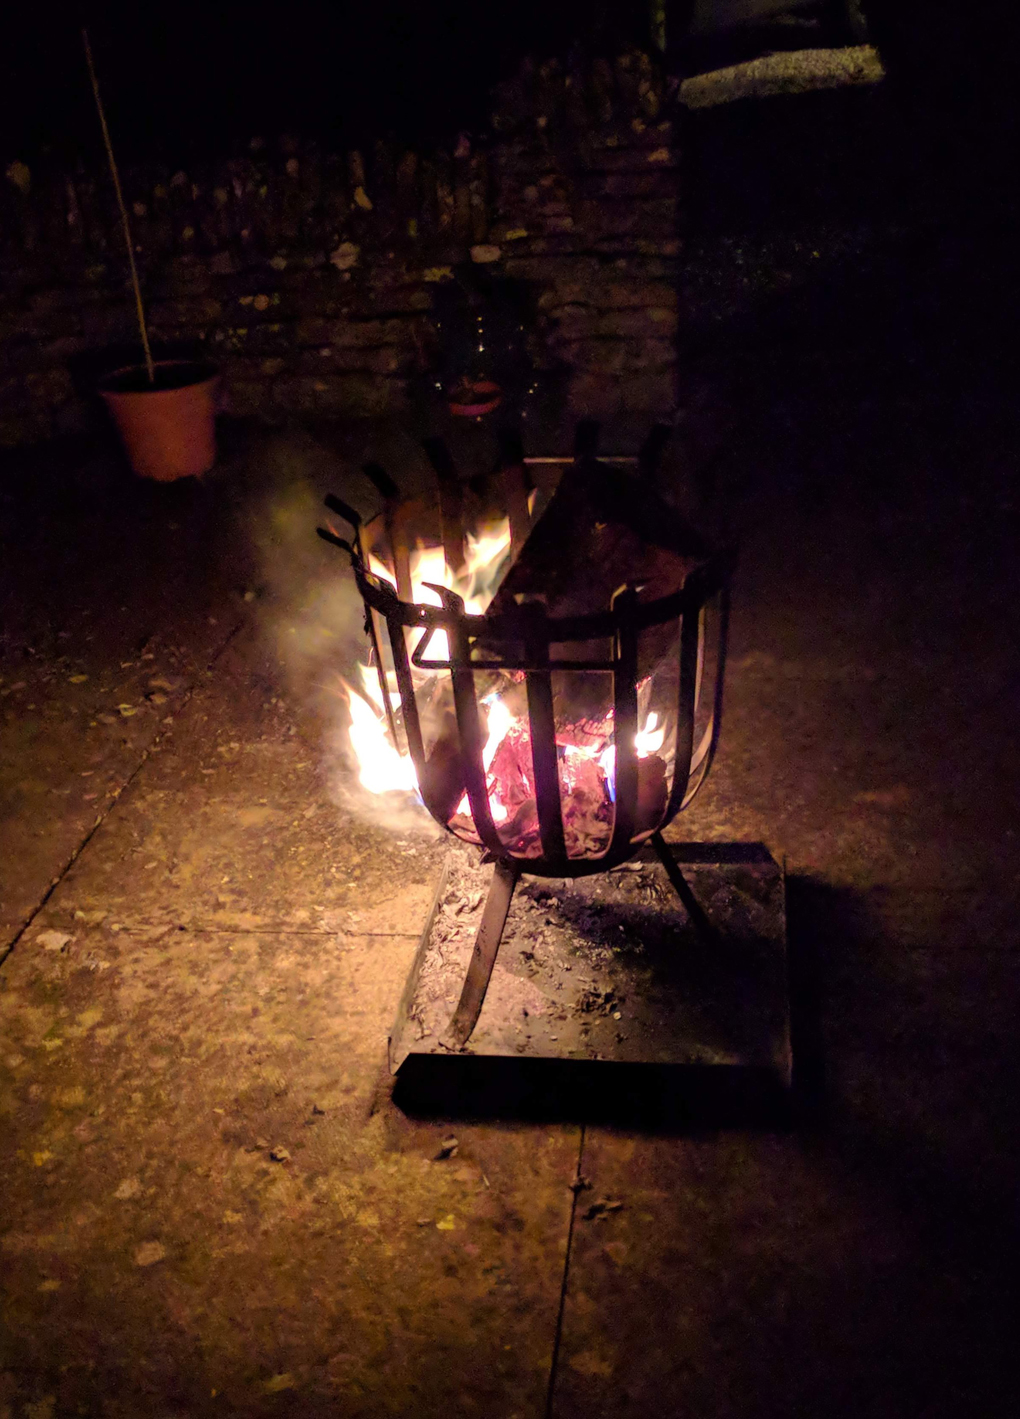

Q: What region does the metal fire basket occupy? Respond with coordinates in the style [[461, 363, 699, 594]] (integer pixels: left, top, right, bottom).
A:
[[319, 457, 733, 1049]]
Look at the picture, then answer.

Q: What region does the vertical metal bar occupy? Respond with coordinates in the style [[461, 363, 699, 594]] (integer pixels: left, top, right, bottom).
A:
[[650, 833, 719, 946], [351, 528, 401, 760], [362, 461, 413, 604], [680, 580, 730, 810], [664, 579, 702, 822], [368, 606, 400, 755], [443, 590, 505, 858], [520, 602, 566, 865], [606, 587, 639, 856], [321, 495, 405, 759], [442, 861, 519, 1049], [386, 611, 425, 771]]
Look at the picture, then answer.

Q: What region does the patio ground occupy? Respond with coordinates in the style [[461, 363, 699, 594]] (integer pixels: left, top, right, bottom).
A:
[[2, 82, 1018, 1418]]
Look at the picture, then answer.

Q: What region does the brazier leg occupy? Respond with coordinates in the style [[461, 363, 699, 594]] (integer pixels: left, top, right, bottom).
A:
[[442, 860, 519, 1050], [650, 833, 719, 945]]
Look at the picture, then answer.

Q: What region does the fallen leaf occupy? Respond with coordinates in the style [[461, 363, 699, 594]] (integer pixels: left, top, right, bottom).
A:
[[436, 1214, 457, 1231], [114, 1177, 141, 1200], [269, 1145, 291, 1162], [433, 1136, 459, 1161], [36, 930, 71, 953], [134, 1241, 166, 1267], [264, 1374, 296, 1394]]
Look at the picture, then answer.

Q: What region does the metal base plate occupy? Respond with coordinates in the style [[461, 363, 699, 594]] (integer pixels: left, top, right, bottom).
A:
[[389, 843, 790, 1115]]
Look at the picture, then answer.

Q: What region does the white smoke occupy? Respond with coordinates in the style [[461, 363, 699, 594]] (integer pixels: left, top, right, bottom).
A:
[[242, 426, 443, 840]]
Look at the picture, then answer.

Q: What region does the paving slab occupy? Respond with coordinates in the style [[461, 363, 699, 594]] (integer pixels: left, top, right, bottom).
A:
[[552, 1126, 1015, 1419], [1, 607, 580, 1419], [0, 453, 249, 949], [0, 919, 578, 1418], [3, 85, 1020, 1418]]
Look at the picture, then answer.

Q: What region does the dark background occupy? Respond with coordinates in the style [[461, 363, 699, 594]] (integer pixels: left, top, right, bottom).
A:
[[0, 1, 645, 162], [1, 3, 1017, 176]]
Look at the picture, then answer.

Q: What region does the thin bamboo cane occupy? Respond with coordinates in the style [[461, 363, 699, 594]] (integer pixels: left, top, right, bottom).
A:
[[82, 28, 155, 384]]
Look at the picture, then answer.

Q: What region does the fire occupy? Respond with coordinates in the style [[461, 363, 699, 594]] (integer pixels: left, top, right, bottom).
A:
[[344, 669, 416, 795], [598, 711, 665, 795], [636, 710, 665, 756], [364, 519, 511, 664], [343, 518, 512, 794], [341, 518, 668, 850]]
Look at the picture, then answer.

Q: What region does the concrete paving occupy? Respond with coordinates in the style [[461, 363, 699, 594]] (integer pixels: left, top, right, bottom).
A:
[[3, 85, 1018, 1419]]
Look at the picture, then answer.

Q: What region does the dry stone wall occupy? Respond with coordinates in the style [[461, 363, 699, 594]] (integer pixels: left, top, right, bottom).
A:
[[0, 51, 680, 446]]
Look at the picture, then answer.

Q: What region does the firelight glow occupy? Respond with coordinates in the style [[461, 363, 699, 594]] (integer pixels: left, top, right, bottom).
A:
[[367, 519, 511, 613], [598, 711, 664, 802], [343, 522, 663, 839], [366, 517, 512, 663], [345, 518, 512, 795], [344, 680, 418, 794]]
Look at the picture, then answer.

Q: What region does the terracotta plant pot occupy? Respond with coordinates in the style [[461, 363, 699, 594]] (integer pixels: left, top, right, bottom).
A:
[[98, 359, 219, 481]]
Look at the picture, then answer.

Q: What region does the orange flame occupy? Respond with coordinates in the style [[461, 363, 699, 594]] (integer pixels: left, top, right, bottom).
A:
[[343, 519, 662, 827]]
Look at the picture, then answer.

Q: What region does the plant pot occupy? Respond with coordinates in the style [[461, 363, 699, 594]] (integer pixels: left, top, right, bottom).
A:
[[98, 359, 219, 481]]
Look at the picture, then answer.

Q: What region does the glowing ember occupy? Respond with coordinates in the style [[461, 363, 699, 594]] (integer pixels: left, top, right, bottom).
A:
[[342, 515, 670, 854]]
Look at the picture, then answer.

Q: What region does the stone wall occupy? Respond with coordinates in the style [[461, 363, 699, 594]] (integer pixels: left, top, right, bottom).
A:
[[0, 51, 680, 446]]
